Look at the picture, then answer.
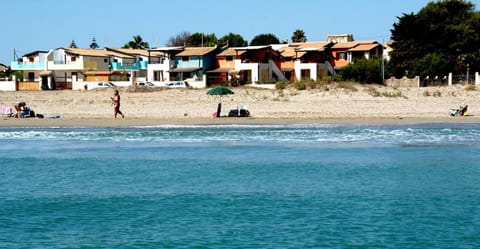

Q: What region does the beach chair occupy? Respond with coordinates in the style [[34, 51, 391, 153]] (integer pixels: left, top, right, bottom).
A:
[[1, 106, 13, 117], [450, 104, 468, 117]]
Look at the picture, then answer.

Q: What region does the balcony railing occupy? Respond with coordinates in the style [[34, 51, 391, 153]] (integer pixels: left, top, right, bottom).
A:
[[10, 61, 45, 70], [110, 61, 148, 70]]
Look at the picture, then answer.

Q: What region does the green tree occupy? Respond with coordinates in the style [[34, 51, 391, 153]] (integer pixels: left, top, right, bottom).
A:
[[186, 32, 218, 47], [218, 33, 247, 47], [291, 29, 307, 43], [250, 33, 280, 46], [389, 0, 480, 77], [70, 40, 77, 48], [340, 58, 383, 84], [90, 37, 99, 49], [123, 35, 149, 49], [166, 31, 191, 47]]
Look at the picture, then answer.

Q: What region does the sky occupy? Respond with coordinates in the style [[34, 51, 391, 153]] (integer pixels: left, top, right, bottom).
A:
[[1, 0, 479, 64]]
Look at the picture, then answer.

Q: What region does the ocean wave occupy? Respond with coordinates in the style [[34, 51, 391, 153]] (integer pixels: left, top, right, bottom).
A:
[[0, 123, 479, 146]]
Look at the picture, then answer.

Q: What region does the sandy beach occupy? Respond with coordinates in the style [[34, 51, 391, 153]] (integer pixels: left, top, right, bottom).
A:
[[0, 83, 478, 127]]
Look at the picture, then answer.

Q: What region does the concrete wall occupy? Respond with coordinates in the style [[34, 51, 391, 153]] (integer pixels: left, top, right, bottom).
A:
[[0, 81, 16, 91], [385, 76, 420, 88]]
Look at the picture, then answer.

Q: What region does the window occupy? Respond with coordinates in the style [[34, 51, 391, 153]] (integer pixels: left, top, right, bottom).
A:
[[337, 52, 346, 60], [182, 56, 189, 62], [71, 56, 76, 62], [104, 59, 108, 63], [226, 56, 233, 61], [28, 72, 35, 81], [29, 57, 34, 62]]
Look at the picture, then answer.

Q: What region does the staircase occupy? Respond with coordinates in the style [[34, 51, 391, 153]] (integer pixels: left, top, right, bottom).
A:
[[269, 60, 286, 81], [326, 61, 336, 77]]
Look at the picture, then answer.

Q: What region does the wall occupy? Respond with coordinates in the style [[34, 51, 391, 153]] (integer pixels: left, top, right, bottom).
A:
[[385, 76, 420, 88], [0, 81, 16, 91]]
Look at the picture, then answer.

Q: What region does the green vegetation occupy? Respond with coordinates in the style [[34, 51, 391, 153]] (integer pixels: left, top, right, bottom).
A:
[[367, 86, 404, 98], [339, 58, 383, 84], [388, 0, 480, 78], [250, 33, 280, 46], [122, 35, 149, 49], [423, 90, 442, 97]]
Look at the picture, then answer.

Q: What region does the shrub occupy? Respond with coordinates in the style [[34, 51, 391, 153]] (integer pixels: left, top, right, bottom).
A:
[[465, 85, 476, 91], [294, 81, 306, 90], [339, 58, 383, 84], [275, 81, 288, 90]]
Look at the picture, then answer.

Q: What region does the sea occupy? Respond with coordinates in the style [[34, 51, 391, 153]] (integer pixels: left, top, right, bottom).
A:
[[0, 122, 479, 248]]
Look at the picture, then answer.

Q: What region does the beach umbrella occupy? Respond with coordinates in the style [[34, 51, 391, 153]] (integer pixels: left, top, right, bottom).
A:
[[207, 86, 234, 96], [207, 86, 234, 117]]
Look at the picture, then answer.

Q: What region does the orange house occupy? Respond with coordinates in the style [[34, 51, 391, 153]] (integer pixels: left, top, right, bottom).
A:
[[207, 46, 284, 85], [331, 41, 383, 70], [279, 41, 335, 81]]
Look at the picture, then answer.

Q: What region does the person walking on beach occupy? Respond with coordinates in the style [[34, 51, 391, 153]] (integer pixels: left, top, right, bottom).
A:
[[110, 90, 124, 118]]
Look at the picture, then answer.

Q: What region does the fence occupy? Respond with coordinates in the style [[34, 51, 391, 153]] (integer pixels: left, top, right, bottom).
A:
[[386, 72, 479, 87]]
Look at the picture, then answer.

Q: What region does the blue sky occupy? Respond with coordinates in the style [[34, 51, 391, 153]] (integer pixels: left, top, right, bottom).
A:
[[1, 0, 479, 64]]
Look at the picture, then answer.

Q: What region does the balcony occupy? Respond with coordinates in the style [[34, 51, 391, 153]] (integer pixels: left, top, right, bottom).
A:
[[110, 61, 148, 71], [10, 61, 45, 70]]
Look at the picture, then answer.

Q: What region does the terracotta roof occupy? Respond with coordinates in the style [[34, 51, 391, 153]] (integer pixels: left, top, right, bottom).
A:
[[331, 42, 359, 49], [291, 41, 331, 49], [332, 41, 378, 50], [279, 47, 306, 58], [217, 48, 246, 56], [64, 48, 109, 57], [348, 43, 381, 52], [176, 47, 216, 56], [207, 67, 233, 73], [235, 45, 271, 51], [64, 48, 134, 58], [109, 48, 150, 56]]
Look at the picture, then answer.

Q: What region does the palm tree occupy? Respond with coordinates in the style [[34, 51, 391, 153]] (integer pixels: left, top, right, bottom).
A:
[[123, 35, 149, 49], [291, 29, 307, 43]]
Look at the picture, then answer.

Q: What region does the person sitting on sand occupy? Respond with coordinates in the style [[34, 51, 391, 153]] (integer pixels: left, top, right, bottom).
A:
[[110, 90, 124, 118], [14, 102, 26, 118]]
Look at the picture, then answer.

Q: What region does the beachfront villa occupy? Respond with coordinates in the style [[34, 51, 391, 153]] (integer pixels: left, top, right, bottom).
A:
[[5, 34, 387, 91]]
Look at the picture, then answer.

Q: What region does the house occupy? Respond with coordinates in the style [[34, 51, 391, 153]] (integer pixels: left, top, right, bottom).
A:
[[206, 47, 244, 85], [207, 45, 285, 86], [146, 47, 184, 84], [10, 50, 49, 90], [170, 47, 218, 88], [106, 48, 150, 82], [331, 40, 383, 71], [279, 41, 336, 81]]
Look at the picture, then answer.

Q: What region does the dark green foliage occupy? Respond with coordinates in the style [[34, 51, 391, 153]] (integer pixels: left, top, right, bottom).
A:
[[218, 33, 247, 47], [123, 35, 149, 49], [250, 33, 280, 46], [340, 58, 383, 84], [166, 31, 191, 47], [90, 37, 99, 49], [389, 0, 479, 77], [187, 33, 218, 47], [291, 29, 307, 43]]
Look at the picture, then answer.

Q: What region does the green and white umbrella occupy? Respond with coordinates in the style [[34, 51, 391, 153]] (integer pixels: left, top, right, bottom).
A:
[[207, 86, 234, 117]]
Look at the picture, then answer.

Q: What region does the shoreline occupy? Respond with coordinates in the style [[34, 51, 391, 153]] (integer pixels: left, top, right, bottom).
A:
[[1, 116, 478, 128]]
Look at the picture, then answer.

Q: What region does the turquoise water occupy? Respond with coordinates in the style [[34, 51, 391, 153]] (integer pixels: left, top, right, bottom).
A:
[[0, 123, 479, 248]]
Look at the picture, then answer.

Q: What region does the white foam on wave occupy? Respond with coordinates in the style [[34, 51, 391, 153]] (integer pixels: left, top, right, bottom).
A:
[[0, 124, 479, 146]]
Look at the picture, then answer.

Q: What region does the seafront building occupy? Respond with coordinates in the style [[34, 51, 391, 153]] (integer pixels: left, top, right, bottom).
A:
[[5, 34, 385, 91]]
